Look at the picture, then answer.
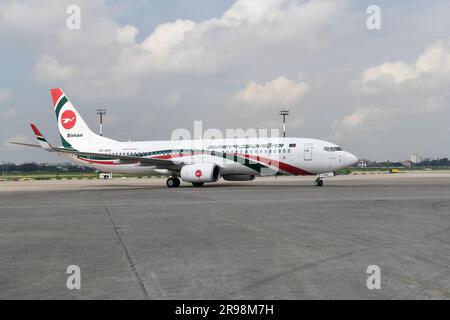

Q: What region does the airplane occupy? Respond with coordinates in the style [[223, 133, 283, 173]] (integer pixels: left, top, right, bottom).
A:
[[10, 88, 359, 188]]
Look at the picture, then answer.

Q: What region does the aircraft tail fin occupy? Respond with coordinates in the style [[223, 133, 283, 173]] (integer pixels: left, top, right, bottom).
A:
[[50, 88, 116, 150]]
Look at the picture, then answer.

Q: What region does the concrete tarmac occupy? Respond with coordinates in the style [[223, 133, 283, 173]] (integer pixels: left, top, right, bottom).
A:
[[0, 173, 449, 299]]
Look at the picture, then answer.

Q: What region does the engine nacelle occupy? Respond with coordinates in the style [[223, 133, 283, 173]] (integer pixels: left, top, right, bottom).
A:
[[180, 163, 220, 183], [222, 174, 255, 181]]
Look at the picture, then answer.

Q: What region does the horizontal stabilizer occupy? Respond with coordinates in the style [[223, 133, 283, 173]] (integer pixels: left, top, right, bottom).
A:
[[8, 141, 41, 148]]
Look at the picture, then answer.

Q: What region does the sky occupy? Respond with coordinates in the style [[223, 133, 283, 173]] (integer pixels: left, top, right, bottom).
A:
[[1, 0, 450, 163]]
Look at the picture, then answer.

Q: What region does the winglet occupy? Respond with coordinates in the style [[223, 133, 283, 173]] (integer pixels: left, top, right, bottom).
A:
[[30, 123, 54, 151], [30, 124, 43, 137]]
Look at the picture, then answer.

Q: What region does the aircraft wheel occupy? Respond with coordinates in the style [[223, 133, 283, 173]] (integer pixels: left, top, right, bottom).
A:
[[167, 177, 180, 188], [314, 178, 323, 187], [192, 182, 205, 187]]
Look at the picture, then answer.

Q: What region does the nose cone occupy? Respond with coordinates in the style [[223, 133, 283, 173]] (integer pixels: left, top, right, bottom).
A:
[[344, 152, 359, 167]]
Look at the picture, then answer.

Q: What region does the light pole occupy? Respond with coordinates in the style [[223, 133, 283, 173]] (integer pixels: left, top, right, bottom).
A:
[[2, 162, 6, 177], [280, 110, 289, 138], [96, 108, 106, 136]]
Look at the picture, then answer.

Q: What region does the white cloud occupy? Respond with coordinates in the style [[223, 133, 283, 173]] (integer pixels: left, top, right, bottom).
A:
[[362, 62, 417, 84], [142, 19, 195, 57], [126, 0, 342, 74], [415, 39, 450, 74], [222, 0, 283, 24], [231, 76, 309, 109], [359, 39, 450, 86], [0, 0, 114, 45], [342, 38, 450, 142], [341, 108, 375, 128], [116, 24, 139, 45], [34, 55, 73, 81], [331, 108, 380, 139], [0, 0, 343, 98], [0, 1, 63, 35]]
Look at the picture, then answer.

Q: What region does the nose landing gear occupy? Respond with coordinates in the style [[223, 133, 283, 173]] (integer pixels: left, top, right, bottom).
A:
[[314, 178, 323, 187]]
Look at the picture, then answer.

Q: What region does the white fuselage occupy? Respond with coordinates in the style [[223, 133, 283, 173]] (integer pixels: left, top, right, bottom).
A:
[[63, 137, 358, 176]]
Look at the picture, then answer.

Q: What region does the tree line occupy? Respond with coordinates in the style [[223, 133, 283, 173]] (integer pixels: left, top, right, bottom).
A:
[[365, 158, 450, 167], [1, 162, 95, 173]]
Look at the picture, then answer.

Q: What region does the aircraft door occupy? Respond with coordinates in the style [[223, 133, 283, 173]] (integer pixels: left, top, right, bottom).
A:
[[304, 143, 312, 161]]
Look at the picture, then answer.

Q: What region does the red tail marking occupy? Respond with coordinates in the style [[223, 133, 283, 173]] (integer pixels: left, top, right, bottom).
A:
[[50, 88, 63, 107]]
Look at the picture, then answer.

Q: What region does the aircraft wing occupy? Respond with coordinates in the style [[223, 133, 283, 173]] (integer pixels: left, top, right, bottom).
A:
[[10, 123, 180, 169], [53, 147, 178, 168]]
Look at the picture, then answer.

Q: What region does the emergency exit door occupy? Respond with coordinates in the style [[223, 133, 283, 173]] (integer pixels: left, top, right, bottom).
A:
[[304, 143, 312, 161]]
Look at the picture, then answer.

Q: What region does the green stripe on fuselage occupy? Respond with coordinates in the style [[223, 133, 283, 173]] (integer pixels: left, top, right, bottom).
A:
[[75, 148, 269, 173]]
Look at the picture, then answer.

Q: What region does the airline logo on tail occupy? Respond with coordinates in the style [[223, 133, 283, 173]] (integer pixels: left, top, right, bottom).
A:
[[61, 110, 76, 129]]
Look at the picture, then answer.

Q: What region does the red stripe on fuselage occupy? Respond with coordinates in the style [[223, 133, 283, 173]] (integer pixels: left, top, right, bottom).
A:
[[154, 151, 313, 175], [77, 157, 138, 165], [78, 151, 313, 175], [237, 153, 313, 175]]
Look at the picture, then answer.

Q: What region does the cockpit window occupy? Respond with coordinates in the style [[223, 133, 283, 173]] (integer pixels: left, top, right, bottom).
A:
[[324, 146, 343, 152]]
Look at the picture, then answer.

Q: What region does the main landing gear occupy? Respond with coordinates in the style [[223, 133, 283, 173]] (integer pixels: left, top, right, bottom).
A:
[[314, 178, 323, 187], [166, 178, 205, 188], [192, 182, 205, 187], [166, 177, 180, 188]]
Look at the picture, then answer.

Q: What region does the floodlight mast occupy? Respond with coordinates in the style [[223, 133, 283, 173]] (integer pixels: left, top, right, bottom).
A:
[[96, 108, 106, 136], [280, 110, 289, 138]]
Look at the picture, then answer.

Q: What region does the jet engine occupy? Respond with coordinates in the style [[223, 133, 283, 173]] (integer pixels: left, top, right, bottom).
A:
[[180, 163, 220, 183]]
